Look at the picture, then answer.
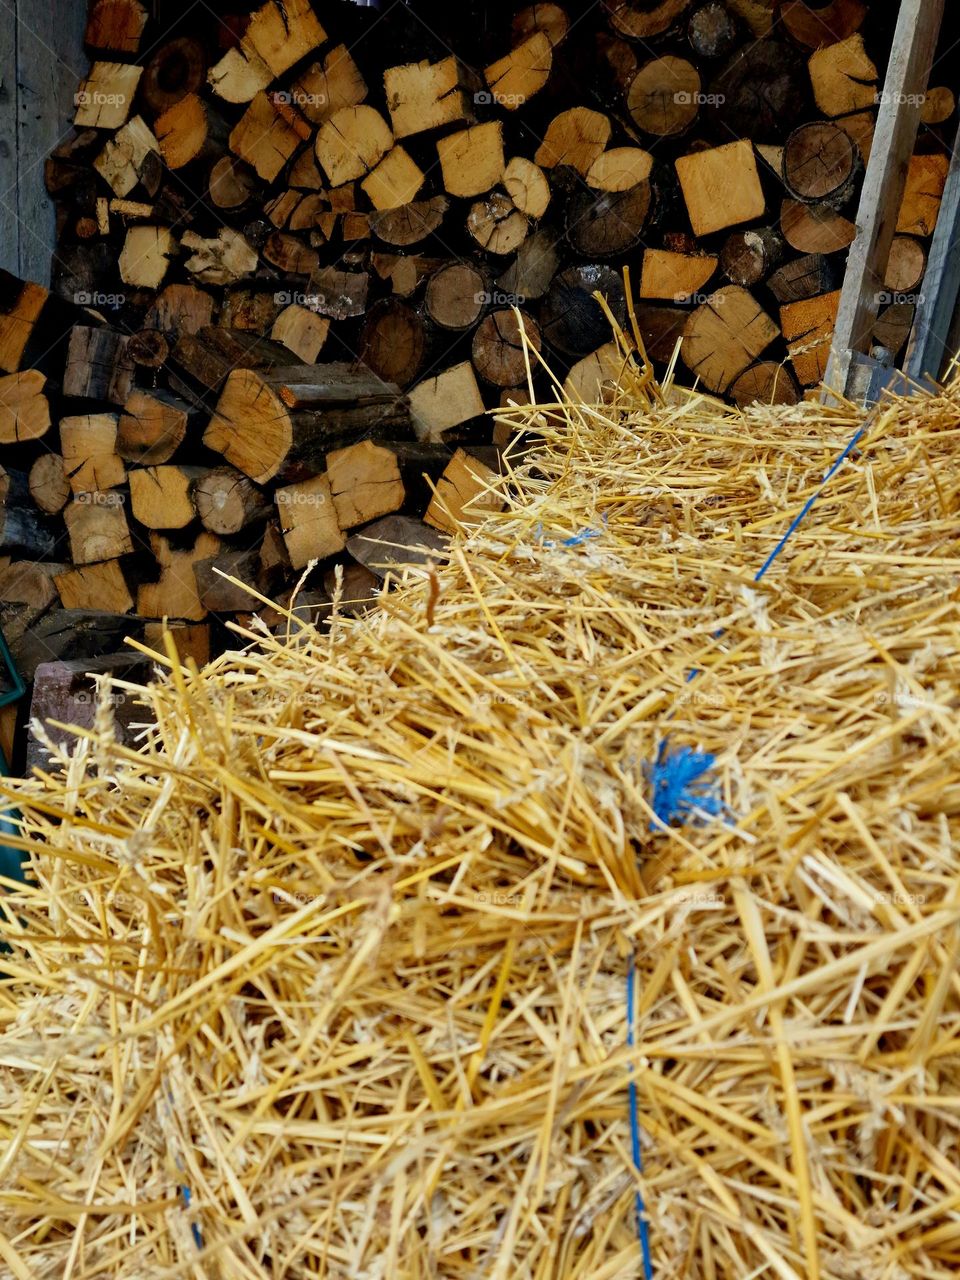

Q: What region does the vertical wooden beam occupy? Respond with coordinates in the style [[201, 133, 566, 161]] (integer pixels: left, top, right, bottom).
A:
[[823, 0, 944, 399], [904, 123, 960, 384], [0, 0, 87, 282]]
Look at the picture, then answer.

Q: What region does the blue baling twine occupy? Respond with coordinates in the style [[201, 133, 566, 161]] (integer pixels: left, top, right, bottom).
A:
[[628, 416, 870, 1271], [627, 956, 654, 1280]]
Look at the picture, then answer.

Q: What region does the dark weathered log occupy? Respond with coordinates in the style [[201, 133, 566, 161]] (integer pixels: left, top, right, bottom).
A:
[[0, 469, 56, 556], [541, 265, 627, 357]]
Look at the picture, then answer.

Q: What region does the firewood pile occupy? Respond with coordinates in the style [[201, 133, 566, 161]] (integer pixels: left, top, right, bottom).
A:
[[0, 0, 954, 705]]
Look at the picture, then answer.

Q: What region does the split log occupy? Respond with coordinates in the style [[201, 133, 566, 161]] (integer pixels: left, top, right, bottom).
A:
[[682, 286, 779, 393], [370, 196, 448, 247], [897, 154, 949, 237], [586, 148, 653, 192], [534, 108, 610, 174], [346, 514, 447, 579], [209, 156, 258, 210], [781, 199, 856, 254], [872, 303, 915, 358], [128, 465, 204, 529], [194, 549, 263, 612], [137, 531, 221, 620], [884, 237, 926, 295], [171, 327, 290, 395], [497, 229, 560, 301], [143, 621, 210, 667], [783, 122, 861, 206], [292, 44, 368, 125], [710, 38, 806, 142], [809, 34, 877, 117], [271, 305, 330, 363], [627, 57, 700, 136], [146, 283, 215, 335], [425, 262, 487, 330], [118, 389, 195, 464], [64, 492, 133, 564], [564, 341, 624, 402], [0, 559, 62, 612], [195, 467, 271, 535], [779, 0, 866, 47], [635, 304, 692, 365], [541, 264, 626, 357], [63, 326, 135, 404], [61, 414, 126, 494], [0, 370, 51, 443], [607, 0, 692, 39], [567, 183, 651, 256], [779, 290, 842, 386], [361, 147, 425, 211], [719, 228, 783, 288], [408, 363, 486, 441], [424, 449, 503, 533], [472, 309, 542, 386], [140, 37, 207, 115], [155, 94, 227, 170], [0, 275, 71, 375], [74, 61, 142, 129], [316, 106, 394, 185], [85, 0, 148, 54], [483, 33, 552, 109], [11, 611, 144, 682], [503, 157, 551, 218], [275, 474, 345, 569], [54, 559, 133, 613], [438, 123, 506, 197], [0, 469, 56, 556], [208, 0, 325, 103], [262, 233, 320, 276], [512, 3, 570, 47], [675, 142, 765, 236], [181, 229, 258, 285], [230, 93, 306, 181], [93, 116, 159, 198], [640, 248, 717, 301], [358, 299, 426, 388], [29, 454, 70, 515], [467, 192, 528, 255], [306, 267, 369, 320], [327, 440, 406, 529], [767, 254, 838, 304], [729, 362, 800, 408], [118, 226, 177, 288], [204, 364, 409, 483], [383, 56, 473, 138]]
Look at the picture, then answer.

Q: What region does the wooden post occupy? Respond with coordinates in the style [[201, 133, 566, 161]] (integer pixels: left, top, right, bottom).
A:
[[822, 0, 944, 400], [904, 123, 960, 384]]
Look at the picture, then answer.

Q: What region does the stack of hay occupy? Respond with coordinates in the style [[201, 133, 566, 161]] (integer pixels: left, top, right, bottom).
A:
[[1, 329, 959, 1279]]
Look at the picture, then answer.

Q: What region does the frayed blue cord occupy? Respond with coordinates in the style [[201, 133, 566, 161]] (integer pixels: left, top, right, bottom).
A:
[[647, 741, 723, 829], [627, 956, 654, 1280], [179, 1184, 204, 1249]]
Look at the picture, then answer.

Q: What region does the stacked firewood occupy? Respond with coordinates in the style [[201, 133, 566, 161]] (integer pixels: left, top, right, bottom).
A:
[[0, 0, 954, 708]]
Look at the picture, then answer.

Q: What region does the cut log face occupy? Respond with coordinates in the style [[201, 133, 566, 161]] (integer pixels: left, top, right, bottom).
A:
[[370, 196, 448, 247], [768, 254, 837, 304], [147, 283, 215, 335], [74, 62, 142, 129], [409, 363, 485, 441], [94, 115, 158, 197], [425, 262, 488, 330], [780, 0, 866, 47], [119, 226, 177, 289], [128, 465, 201, 529], [809, 33, 877, 116], [327, 440, 405, 529], [640, 248, 717, 301], [347, 514, 447, 579], [141, 37, 207, 115], [361, 146, 425, 210], [209, 156, 258, 209], [627, 57, 701, 136], [275, 474, 345, 569], [61, 414, 125, 494], [503, 157, 551, 218], [316, 107, 394, 185], [293, 44, 368, 126], [0, 279, 48, 373], [534, 108, 610, 174], [586, 147, 653, 192], [472, 309, 542, 386], [85, 0, 148, 54], [920, 86, 955, 126], [483, 32, 552, 109], [783, 123, 860, 206], [29, 454, 70, 515], [467, 193, 529, 255], [729, 362, 800, 408], [117, 389, 191, 464], [719, 228, 783, 288], [358, 299, 425, 388], [567, 183, 651, 257], [884, 237, 926, 294], [781, 198, 855, 254], [63, 327, 135, 404], [271, 306, 330, 363], [541, 264, 626, 357], [779, 290, 842, 386], [682, 286, 779, 393], [438, 123, 506, 198], [55, 559, 133, 613], [195, 467, 270, 535], [181, 229, 258, 285], [64, 493, 133, 565], [897, 155, 949, 237], [498, 229, 559, 301], [194, 549, 263, 612], [607, 0, 692, 39], [0, 370, 51, 443], [512, 3, 570, 47], [688, 2, 739, 59], [137, 531, 220, 620], [563, 341, 625, 403], [383, 56, 473, 138], [424, 448, 504, 532], [230, 93, 305, 181], [676, 142, 765, 237]]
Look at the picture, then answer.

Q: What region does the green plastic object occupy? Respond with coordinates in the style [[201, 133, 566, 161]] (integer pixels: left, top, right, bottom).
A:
[[0, 626, 26, 887]]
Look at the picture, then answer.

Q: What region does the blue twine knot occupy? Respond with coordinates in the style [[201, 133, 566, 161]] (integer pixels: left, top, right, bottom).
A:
[[648, 741, 722, 829]]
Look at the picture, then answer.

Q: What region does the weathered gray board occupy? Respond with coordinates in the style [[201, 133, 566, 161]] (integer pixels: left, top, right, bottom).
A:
[[0, 0, 87, 284]]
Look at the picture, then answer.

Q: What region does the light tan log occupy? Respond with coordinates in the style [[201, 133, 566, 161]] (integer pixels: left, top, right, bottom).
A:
[[383, 56, 474, 138], [208, 0, 325, 102], [155, 94, 226, 169], [467, 193, 529, 254], [809, 34, 877, 116], [534, 108, 610, 174], [0, 370, 50, 443], [627, 57, 700, 135], [137, 531, 220, 619], [55, 559, 133, 613], [293, 44, 367, 125], [682, 286, 780, 393], [64, 494, 133, 565], [781, 198, 856, 253], [884, 237, 926, 293], [119, 226, 177, 288], [316, 106, 394, 185], [780, 291, 842, 386], [361, 147, 425, 210], [896, 154, 949, 236], [271, 306, 330, 362], [74, 62, 142, 129], [195, 467, 270, 535], [586, 147, 653, 191], [94, 116, 158, 197], [61, 414, 126, 494], [118, 389, 192, 464], [327, 440, 405, 529], [230, 93, 306, 180], [640, 249, 717, 301], [84, 0, 148, 53], [128, 465, 203, 529], [512, 3, 570, 47], [143, 621, 210, 666], [483, 33, 552, 109], [503, 156, 551, 218], [424, 449, 503, 533], [181, 229, 258, 285], [437, 123, 505, 197], [676, 142, 765, 236], [29, 454, 70, 515], [275, 474, 345, 569], [729, 362, 800, 408], [409, 363, 486, 441]]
